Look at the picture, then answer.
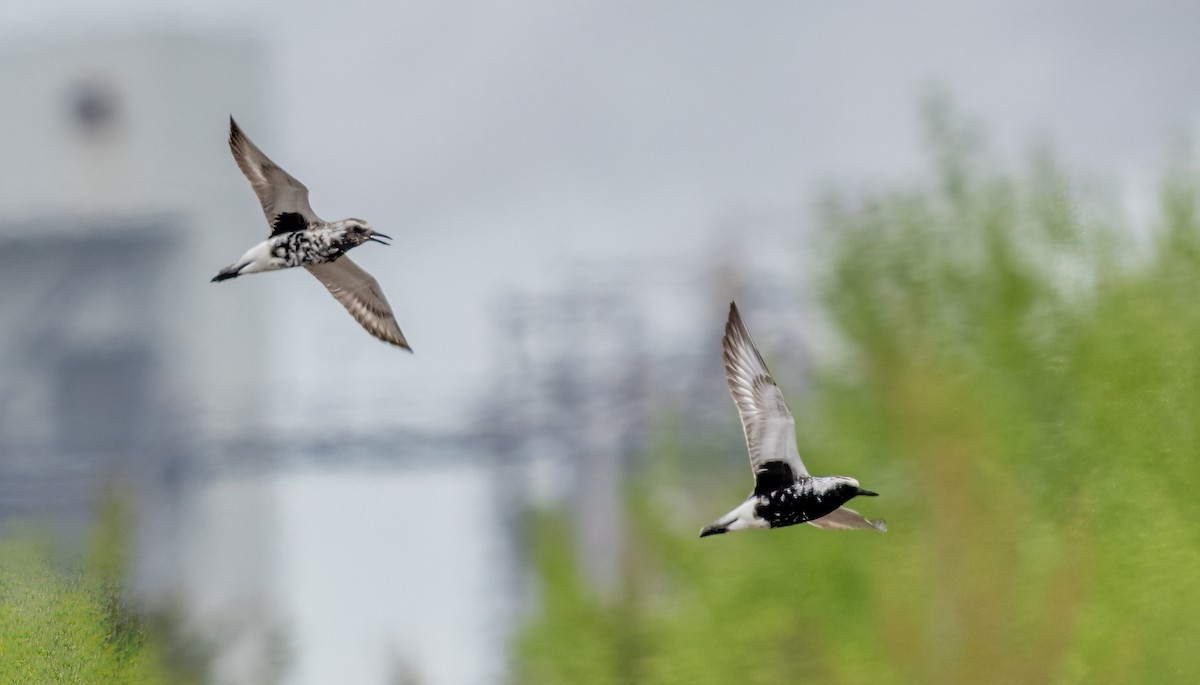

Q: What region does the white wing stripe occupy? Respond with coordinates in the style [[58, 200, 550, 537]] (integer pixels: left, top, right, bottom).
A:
[[722, 302, 808, 479]]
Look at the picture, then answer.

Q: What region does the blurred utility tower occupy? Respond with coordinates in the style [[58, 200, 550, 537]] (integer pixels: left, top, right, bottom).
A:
[[480, 280, 649, 597]]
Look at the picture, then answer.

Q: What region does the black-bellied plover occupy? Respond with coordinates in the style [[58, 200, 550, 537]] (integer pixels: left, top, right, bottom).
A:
[[700, 302, 884, 537], [212, 117, 411, 351]]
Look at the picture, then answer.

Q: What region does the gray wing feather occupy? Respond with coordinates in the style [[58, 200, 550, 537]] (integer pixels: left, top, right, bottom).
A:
[[807, 506, 887, 532], [722, 302, 808, 479], [305, 258, 411, 351], [229, 117, 321, 228]]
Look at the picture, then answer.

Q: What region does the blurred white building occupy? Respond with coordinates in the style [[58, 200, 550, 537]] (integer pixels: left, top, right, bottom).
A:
[[0, 30, 275, 437], [0, 29, 283, 684], [0, 28, 517, 685]]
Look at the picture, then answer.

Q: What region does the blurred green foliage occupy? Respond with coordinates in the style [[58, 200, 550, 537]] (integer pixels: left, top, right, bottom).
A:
[[515, 101, 1200, 684], [0, 498, 203, 685]]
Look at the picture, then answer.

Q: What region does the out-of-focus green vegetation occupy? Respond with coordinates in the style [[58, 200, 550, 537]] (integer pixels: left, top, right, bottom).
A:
[[516, 102, 1200, 684], [0, 500, 204, 685]]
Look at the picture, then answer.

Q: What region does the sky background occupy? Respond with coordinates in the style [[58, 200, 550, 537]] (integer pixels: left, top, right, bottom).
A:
[[8, 0, 1200, 435]]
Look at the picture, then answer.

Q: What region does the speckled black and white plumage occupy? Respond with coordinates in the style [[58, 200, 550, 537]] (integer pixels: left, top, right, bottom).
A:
[[699, 302, 885, 538], [265, 219, 350, 268], [211, 117, 411, 350]]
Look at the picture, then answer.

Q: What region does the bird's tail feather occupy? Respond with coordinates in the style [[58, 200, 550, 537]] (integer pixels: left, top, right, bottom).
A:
[[211, 263, 246, 282]]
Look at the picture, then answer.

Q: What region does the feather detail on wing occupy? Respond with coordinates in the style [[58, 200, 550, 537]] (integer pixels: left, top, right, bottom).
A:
[[723, 302, 808, 482], [229, 117, 320, 232], [807, 506, 887, 532], [305, 258, 411, 351]]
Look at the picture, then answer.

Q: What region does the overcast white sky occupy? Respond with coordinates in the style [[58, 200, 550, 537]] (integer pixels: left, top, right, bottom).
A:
[[6, 0, 1200, 432]]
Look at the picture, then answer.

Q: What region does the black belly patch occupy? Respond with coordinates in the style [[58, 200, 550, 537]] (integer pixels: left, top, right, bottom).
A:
[[756, 485, 846, 529]]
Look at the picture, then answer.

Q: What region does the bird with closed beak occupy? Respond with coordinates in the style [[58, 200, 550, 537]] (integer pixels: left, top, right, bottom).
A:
[[700, 302, 885, 538]]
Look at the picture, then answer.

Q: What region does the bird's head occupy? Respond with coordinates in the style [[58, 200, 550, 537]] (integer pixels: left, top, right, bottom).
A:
[[333, 218, 391, 248], [827, 476, 879, 500]]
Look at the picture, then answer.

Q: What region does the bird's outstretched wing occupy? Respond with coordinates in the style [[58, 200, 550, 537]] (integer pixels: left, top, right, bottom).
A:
[[807, 506, 887, 532], [723, 301, 808, 488], [305, 258, 411, 351], [229, 117, 321, 234]]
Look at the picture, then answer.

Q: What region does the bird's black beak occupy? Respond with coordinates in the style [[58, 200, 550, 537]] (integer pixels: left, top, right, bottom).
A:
[[368, 232, 392, 246], [699, 525, 727, 538], [855, 487, 879, 497]]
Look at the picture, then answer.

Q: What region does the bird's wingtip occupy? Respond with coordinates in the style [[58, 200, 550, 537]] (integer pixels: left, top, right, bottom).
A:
[[228, 116, 245, 145], [872, 519, 888, 533], [725, 300, 748, 333], [385, 336, 413, 352]]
